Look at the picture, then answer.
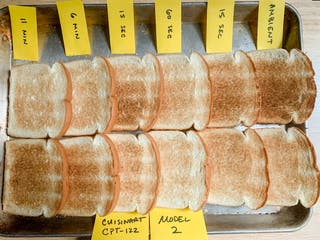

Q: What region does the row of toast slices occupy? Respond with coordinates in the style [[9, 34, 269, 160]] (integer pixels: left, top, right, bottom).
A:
[[8, 48, 316, 138], [3, 127, 319, 217]]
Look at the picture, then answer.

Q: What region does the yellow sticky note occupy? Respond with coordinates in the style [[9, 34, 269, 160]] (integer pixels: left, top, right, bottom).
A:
[[91, 212, 149, 240], [206, 0, 235, 53], [56, 0, 91, 56], [107, 0, 136, 54], [155, 0, 181, 53], [9, 5, 38, 61], [257, 0, 285, 49], [150, 208, 208, 240]]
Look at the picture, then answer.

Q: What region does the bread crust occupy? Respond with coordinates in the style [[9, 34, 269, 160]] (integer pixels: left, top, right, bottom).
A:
[[52, 139, 69, 214], [143, 132, 161, 212], [56, 62, 73, 138], [100, 134, 120, 215]]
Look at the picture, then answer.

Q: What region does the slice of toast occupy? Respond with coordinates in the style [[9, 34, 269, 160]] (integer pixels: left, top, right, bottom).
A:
[[148, 131, 208, 211], [247, 49, 316, 124], [64, 57, 112, 136], [152, 55, 196, 130], [107, 133, 158, 214], [198, 128, 268, 209], [203, 51, 258, 127], [3, 139, 64, 217], [106, 54, 161, 131], [59, 135, 115, 216], [8, 63, 70, 138], [256, 127, 319, 207]]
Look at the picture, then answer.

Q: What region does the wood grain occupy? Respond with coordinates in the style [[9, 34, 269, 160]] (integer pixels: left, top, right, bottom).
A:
[[1, 0, 320, 239]]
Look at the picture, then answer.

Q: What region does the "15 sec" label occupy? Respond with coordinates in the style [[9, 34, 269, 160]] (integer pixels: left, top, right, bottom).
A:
[[107, 0, 136, 54], [155, 0, 181, 53], [206, 0, 235, 53]]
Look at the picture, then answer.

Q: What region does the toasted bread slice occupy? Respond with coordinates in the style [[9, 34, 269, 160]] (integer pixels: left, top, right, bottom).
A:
[[152, 55, 195, 130], [106, 53, 162, 131], [247, 49, 316, 124], [204, 51, 258, 127], [64, 57, 112, 136], [148, 131, 208, 211], [3, 139, 64, 217], [256, 127, 319, 208], [107, 133, 158, 214], [59, 135, 115, 216], [198, 128, 268, 209], [8, 63, 70, 138]]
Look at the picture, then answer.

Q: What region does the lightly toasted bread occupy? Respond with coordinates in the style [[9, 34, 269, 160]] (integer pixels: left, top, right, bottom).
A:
[[63, 57, 112, 136], [8, 63, 71, 138], [247, 49, 316, 124], [148, 131, 208, 211], [3, 139, 64, 217], [107, 133, 158, 214], [198, 128, 268, 209], [59, 135, 115, 216], [203, 51, 259, 127], [152, 53, 211, 130], [256, 127, 319, 208], [106, 53, 162, 131]]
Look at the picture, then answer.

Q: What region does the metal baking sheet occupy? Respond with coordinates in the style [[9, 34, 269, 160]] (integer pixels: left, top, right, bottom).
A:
[[0, 1, 309, 237]]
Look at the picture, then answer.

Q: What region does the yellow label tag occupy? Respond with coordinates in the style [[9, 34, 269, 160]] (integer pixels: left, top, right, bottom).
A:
[[155, 0, 181, 53], [9, 5, 38, 61], [150, 208, 208, 240], [206, 0, 235, 53], [257, 0, 285, 49], [107, 0, 136, 54], [91, 212, 149, 240], [56, 0, 91, 56]]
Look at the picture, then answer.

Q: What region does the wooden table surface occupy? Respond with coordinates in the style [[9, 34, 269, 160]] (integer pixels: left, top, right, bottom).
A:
[[0, 0, 320, 239]]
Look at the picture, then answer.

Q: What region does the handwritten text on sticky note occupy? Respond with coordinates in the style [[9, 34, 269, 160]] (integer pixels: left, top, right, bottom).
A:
[[206, 0, 235, 53], [155, 0, 181, 53], [150, 208, 208, 240], [107, 0, 136, 54], [91, 212, 149, 240], [56, 0, 91, 56], [9, 5, 39, 61], [257, 0, 285, 49]]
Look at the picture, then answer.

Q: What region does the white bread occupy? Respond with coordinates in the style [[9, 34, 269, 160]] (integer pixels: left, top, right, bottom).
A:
[[8, 63, 70, 138], [106, 53, 162, 131], [107, 133, 158, 214], [256, 127, 320, 208], [247, 49, 316, 124], [59, 135, 115, 216], [152, 55, 195, 130], [148, 131, 208, 211], [198, 128, 268, 209], [203, 51, 258, 127], [3, 139, 64, 217], [64, 57, 112, 136]]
